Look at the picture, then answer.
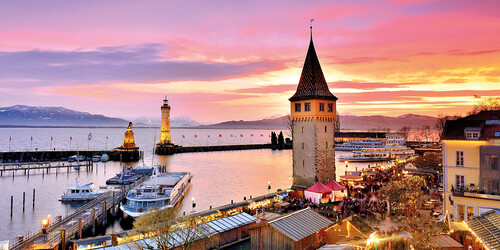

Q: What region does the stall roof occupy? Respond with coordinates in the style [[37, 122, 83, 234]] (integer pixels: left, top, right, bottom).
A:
[[466, 210, 500, 250], [325, 180, 346, 191], [306, 182, 333, 193], [268, 207, 333, 242]]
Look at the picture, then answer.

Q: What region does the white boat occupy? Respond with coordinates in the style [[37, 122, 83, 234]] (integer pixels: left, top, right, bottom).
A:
[[120, 170, 192, 218], [335, 140, 385, 151], [68, 155, 85, 162], [339, 151, 391, 162], [92, 155, 101, 162], [101, 154, 109, 162], [60, 178, 107, 202]]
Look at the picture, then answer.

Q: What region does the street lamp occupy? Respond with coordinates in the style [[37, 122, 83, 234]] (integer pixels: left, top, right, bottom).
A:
[[344, 160, 349, 175], [191, 197, 196, 213], [267, 181, 271, 194]]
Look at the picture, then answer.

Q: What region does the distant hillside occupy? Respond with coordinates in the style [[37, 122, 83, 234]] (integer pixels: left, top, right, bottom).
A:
[[198, 114, 438, 131], [0, 105, 129, 127], [340, 114, 438, 131], [0, 105, 438, 130], [196, 116, 288, 129]]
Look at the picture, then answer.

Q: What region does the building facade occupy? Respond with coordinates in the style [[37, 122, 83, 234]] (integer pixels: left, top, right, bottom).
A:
[[289, 28, 338, 188], [442, 111, 500, 221]]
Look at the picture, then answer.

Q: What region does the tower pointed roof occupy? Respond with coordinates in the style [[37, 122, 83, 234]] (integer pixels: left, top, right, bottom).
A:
[[289, 28, 338, 102]]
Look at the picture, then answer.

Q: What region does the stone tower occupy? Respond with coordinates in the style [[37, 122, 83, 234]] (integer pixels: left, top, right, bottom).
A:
[[289, 27, 338, 188], [160, 95, 171, 144]]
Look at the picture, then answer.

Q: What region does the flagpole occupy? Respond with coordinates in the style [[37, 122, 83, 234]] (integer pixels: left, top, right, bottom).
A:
[[50, 136, 52, 150], [9, 137, 11, 152], [30, 136, 32, 151], [69, 137, 72, 151]]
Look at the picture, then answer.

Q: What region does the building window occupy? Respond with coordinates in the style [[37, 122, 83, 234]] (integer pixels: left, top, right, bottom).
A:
[[327, 103, 333, 112], [304, 102, 311, 112], [456, 175, 465, 190], [319, 103, 325, 112], [302, 126, 304, 133], [295, 103, 301, 112], [326, 142, 328, 148], [465, 132, 479, 139], [302, 142, 304, 149], [325, 126, 327, 133], [467, 206, 474, 221], [456, 151, 464, 166], [495, 131, 500, 137], [458, 204, 465, 221], [492, 156, 499, 170], [303, 160, 304, 167]]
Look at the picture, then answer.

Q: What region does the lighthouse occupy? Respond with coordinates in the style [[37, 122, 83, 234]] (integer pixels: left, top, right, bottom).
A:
[[155, 95, 176, 154]]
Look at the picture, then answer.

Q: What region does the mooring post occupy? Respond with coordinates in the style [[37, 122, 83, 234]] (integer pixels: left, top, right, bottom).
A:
[[112, 192, 116, 217], [23, 192, 25, 213], [10, 196, 13, 217], [61, 229, 66, 249], [102, 201, 107, 227], [92, 208, 96, 235], [78, 217, 82, 239], [32, 189, 35, 209]]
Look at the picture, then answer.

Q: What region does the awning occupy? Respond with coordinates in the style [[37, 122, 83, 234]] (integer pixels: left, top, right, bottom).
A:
[[306, 182, 333, 194], [325, 180, 346, 191]]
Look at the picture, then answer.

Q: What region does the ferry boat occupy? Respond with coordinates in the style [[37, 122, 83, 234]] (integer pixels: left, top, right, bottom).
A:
[[335, 140, 385, 151], [339, 145, 415, 162], [120, 171, 192, 217], [339, 151, 390, 162], [60, 178, 106, 202]]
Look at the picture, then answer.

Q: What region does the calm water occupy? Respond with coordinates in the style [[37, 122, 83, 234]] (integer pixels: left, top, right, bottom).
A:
[[0, 127, 382, 241]]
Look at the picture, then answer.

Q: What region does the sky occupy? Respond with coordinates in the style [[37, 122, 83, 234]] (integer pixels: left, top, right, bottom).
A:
[[0, 0, 499, 123]]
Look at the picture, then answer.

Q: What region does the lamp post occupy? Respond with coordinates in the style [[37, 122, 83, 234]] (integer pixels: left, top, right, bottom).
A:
[[191, 197, 196, 213], [344, 160, 349, 176], [267, 181, 271, 194]]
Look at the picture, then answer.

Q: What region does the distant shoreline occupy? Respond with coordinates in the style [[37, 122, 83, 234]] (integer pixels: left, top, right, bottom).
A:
[[0, 125, 285, 130]]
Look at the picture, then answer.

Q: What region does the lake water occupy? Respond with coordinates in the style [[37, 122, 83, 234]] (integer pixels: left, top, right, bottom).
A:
[[0, 127, 383, 241]]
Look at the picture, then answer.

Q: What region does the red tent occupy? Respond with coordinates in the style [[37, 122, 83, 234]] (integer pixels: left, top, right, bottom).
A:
[[305, 182, 333, 193], [325, 180, 346, 191]]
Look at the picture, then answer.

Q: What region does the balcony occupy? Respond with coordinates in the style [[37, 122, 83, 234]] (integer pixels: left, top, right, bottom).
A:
[[451, 185, 500, 201]]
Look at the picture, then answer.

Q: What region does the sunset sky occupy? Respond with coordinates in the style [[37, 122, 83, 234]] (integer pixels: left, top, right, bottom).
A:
[[1, 0, 499, 123]]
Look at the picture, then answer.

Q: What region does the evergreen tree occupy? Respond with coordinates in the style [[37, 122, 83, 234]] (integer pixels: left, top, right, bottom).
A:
[[278, 131, 284, 149]]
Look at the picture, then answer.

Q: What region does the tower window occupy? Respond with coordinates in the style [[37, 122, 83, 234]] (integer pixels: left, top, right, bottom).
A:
[[319, 103, 325, 112], [304, 102, 311, 112], [325, 126, 327, 133], [295, 103, 301, 112], [326, 142, 328, 148], [327, 103, 333, 112], [302, 142, 304, 149], [302, 126, 304, 133], [303, 160, 304, 167]]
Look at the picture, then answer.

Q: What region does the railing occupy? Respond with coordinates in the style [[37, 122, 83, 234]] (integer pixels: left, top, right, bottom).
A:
[[452, 185, 500, 200]]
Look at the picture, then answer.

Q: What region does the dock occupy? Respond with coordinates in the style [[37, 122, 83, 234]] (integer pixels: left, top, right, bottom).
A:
[[0, 149, 143, 164], [9, 175, 148, 250], [0, 161, 95, 177]]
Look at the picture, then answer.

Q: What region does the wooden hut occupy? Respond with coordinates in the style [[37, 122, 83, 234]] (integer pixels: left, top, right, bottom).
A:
[[250, 207, 333, 249]]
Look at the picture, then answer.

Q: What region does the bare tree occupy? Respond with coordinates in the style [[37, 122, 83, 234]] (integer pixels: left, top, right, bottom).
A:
[[282, 115, 292, 138], [474, 97, 500, 112], [399, 126, 411, 141], [129, 208, 212, 249], [334, 111, 341, 133], [421, 125, 431, 142], [435, 113, 447, 140]]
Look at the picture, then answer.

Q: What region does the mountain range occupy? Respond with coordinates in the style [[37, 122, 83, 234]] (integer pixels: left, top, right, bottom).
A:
[[0, 105, 438, 130]]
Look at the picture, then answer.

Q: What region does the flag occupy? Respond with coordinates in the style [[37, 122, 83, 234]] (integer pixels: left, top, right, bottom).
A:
[[31, 136, 33, 141], [251, 134, 254, 137], [474, 95, 481, 98], [240, 134, 243, 137], [88, 133, 92, 140], [182, 135, 185, 138], [51, 136, 53, 141], [106, 136, 108, 139], [70, 136, 72, 141], [311, 18, 314, 22], [219, 134, 222, 137], [260, 134, 263, 137], [9, 136, 11, 142], [207, 135, 210, 138], [230, 134, 234, 137], [194, 134, 198, 138]]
